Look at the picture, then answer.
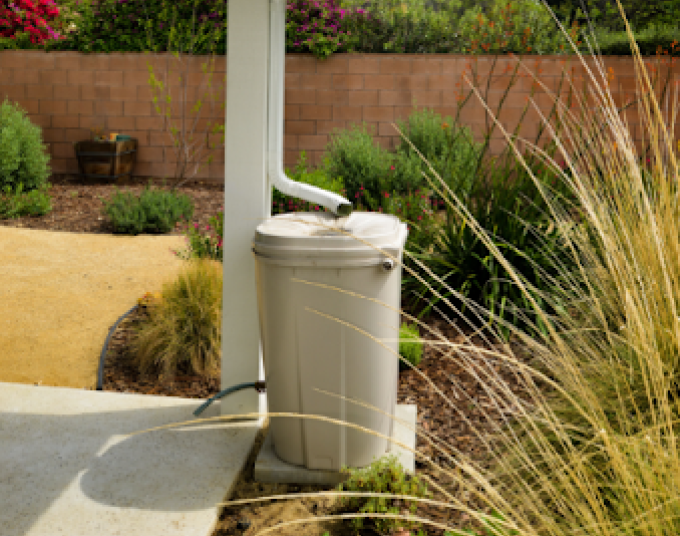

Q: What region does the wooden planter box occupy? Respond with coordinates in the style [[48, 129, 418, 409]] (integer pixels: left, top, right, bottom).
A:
[[74, 139, 138, 180]]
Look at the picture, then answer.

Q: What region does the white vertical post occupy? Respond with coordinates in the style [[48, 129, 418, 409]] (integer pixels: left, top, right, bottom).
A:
[[221, 0, 270, 417]]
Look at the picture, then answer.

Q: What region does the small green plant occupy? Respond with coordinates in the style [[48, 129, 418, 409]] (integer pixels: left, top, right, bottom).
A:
[[0, 98, 52, 196], [398, 321, 422, 372], [172, 207, 224, 263], [130, 256, 222, 380], [0, 181, 52, 220], [336, 454, 431, 535], [98, 180, 194, 235]]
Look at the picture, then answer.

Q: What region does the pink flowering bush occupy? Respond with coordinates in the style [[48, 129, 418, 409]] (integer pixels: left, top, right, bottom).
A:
[[286, 0, 369, 59], [0, 0, 66, 46], [172, 207, 224, 263]]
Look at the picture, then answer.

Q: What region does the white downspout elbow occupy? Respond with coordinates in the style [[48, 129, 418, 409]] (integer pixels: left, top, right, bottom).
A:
[[268, 0, 353, 217]]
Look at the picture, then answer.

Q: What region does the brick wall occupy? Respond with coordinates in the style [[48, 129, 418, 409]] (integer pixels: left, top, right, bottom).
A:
[[0, 50, 673, 183]]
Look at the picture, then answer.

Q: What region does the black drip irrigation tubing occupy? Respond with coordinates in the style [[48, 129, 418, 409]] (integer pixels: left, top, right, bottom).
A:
[[96, 304, 266, 417], [97, 304, 139, 391]]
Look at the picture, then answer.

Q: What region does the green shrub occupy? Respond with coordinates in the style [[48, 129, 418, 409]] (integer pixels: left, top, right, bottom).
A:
[[396, 53, 582, 338], [341, 0, 575, 55], [399, 321, 422, 372], [130, 256, 222, 380], [356, 185, 440, 254], [321, 108, 481, 205], [455, 0, 577, 55], [99, 180, 194, 235], [0, 35, 25, 50], [26, 0, 680, 58], [172, 207, 224, 263], [0, 181, 53, 220], [0, 98, 52, 196], [395, 108, 481, 200], [546, 0, 680, 32], [273, 151, 346, 214], [586, 24, 680, 56], [386, 151, 428, 195], [43, 0, 228, 55], [336, 454, 432, 536], [340, 1, 464, 54], [405, 158, 576, 339], [397, 107, 453, 165], [323, 124, 393, 203]]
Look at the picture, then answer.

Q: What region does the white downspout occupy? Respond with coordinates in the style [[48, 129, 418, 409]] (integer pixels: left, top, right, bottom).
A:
[[268, 0, 353, 217]]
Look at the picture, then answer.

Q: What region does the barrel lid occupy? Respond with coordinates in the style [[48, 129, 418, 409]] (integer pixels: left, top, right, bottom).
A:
[[253, 212, 405, 253]]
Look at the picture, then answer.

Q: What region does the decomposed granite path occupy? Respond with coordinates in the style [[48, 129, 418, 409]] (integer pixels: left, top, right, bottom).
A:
[[0, 226, 190, 389]]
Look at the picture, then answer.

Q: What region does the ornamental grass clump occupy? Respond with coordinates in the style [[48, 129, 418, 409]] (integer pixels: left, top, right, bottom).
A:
[[130, 257, 222, 381], [134, 2, 680, 535]]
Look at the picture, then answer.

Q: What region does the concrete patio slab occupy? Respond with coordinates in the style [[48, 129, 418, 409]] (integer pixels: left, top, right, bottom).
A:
[[0, 382, 266, 536], [254, 404, 417, 485]]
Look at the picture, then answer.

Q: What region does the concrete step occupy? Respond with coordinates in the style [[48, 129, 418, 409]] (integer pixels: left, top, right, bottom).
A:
[[0, 382, 266, 536]]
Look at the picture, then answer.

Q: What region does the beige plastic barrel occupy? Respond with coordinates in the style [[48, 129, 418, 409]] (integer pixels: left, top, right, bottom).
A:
[[252, 212, 408, 471]]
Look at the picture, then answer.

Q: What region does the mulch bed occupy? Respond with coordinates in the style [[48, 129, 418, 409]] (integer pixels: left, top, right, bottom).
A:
[[2, 173, 536, 536], [0, 173, 224, 237]]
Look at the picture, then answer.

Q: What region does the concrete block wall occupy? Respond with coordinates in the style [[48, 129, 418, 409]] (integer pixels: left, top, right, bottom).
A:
[[0, 50, 672, 183]]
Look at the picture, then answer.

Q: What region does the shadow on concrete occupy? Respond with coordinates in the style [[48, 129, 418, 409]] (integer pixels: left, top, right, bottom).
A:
[[0, 386, 265, 536]]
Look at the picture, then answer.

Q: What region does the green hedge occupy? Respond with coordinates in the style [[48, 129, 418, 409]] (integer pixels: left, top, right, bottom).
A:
[[0, 0, 680, 57], [588, 25, 680, 56], [8, 0, 677, 58]]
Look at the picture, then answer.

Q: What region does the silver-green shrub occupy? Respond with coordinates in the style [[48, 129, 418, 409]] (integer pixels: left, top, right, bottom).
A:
[[0, 98, 51, 196], [323, 124, 393, 203], [395, 108, 481, 200], [99, 180, 195, 235]]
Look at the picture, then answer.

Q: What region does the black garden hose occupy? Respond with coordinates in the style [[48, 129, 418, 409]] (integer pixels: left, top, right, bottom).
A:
[[193, 381, 266, 417], [97, 304, 266, 417]]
